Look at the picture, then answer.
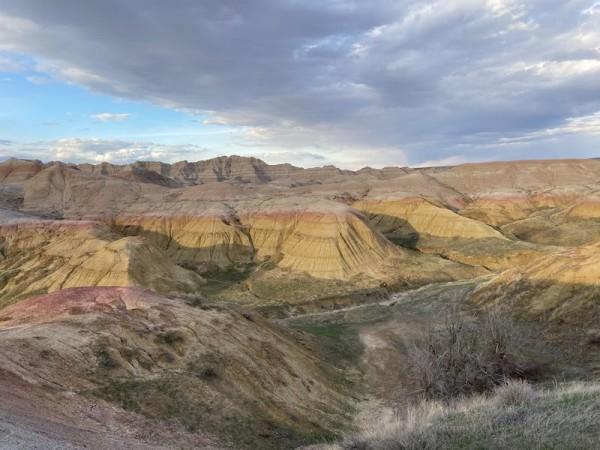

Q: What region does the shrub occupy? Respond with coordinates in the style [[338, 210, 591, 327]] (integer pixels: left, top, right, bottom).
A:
[[155, 330, 185, 346], [407, 309, 535, 400], [93, 341, 120, 370]]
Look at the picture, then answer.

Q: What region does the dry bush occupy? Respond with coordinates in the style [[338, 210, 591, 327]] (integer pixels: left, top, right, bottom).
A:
[[407, 309, 536, 400]]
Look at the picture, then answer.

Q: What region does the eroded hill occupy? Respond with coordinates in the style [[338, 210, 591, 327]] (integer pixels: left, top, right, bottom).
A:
[[3, 156, 600, 448]]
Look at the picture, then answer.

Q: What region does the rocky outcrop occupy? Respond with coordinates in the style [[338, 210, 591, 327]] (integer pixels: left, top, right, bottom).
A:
[[115, 212, 253, 268], [0, 158, 44, 184], [426, 159, 600, 195]]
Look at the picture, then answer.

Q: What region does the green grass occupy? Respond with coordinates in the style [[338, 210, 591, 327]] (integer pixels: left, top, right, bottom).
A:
[[290, 322, 363, 369]]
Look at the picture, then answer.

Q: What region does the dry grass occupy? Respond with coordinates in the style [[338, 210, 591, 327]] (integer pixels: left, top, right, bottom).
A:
[[324, 381, 600, 449]]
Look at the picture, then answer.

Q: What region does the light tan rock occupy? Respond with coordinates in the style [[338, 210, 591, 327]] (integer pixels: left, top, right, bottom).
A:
[[0, 287, 351, 447]]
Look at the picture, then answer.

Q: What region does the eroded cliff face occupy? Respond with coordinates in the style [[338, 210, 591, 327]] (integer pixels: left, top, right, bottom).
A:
[[4, 155, 600, 301], [241, 199, 402, 280], [114, 199, 403, 280], [115, 213, 254, 269], [354, 197, 503, 241]]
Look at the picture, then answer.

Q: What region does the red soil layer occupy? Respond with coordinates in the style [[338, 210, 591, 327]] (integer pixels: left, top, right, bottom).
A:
[[0, 286, 164, 328]]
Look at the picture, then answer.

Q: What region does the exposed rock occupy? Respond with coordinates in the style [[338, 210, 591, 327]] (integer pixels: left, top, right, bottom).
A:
[[0, 221, 204, 305], [241, 198, 402, 280], [471, 242, 600, 327], [355, 197, 504, 241], [115, 212, 254, 268]]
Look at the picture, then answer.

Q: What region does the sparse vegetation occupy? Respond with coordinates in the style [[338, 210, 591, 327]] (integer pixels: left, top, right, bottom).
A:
[[407, 309, 538, 400], [93, 339, 120, 370], [94, 374, 335, 449], [155, 329, 185, 346], [334, 381, 600, 450]]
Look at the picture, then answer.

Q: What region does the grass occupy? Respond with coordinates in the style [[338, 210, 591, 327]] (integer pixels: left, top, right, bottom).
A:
[[94, 375, 336, 450], [290, 322, 364, 369], [330, 380, 600, 450]]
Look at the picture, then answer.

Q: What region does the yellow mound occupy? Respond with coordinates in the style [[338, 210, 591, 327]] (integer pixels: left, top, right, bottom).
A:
[[115, 213, 253, 268], [0, 223, 204, 304], [471, 242, 600, 325], [241, 199, 402, 280], [354, 197, 504, 240]]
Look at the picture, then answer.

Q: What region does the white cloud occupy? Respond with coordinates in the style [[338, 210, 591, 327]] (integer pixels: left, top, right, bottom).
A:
[[509, 59, 600, 80], [583, 2, 600, 15], [7, 138, 209, 164], [0, 55, 25, 73], [498, 111, 600, 145], [91, 113, 131, 122], [412, 155, 481, 168]]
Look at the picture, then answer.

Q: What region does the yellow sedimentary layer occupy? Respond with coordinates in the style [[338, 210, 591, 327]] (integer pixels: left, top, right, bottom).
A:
[[242, 204, 401, 280], [567, 200, 600, 219], [471, 242, 600, 323], [115, 200, 402, 280], [115, 214, 253, 268], [461, 192, 582, 226], [0, 224, 203, 302], [354, 197, 504, 240]]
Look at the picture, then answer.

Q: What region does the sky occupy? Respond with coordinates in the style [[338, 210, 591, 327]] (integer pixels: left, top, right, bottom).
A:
[[0, 0, 599, 169]]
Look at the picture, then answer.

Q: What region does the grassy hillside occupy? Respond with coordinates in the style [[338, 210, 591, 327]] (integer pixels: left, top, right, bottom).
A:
[[328, 380, 600, 450]]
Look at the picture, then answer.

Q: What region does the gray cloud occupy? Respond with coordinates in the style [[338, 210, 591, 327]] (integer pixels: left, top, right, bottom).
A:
[[0, 0, 599, 166]]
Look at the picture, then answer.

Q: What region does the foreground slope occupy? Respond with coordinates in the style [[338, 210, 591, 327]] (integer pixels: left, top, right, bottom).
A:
[[329, 381, 600, 450], [0, 287, 353, 449]]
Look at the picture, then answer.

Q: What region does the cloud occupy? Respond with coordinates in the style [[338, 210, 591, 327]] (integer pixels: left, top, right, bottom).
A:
[[412, 155, 483, 168], [0, 139, 13, 146], [91, 113, 131, 122], [0, 0, 599, 165], [5, 138, 210, 164], [0, 54, 25, 73], [26, 74, 50, 84]]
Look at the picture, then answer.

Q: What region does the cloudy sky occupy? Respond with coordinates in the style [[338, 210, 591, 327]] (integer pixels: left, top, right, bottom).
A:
[[0, 0, 599, 169]]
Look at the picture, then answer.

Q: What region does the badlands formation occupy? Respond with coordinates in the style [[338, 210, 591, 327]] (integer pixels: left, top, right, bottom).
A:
[[3, 156, 600, 447]]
